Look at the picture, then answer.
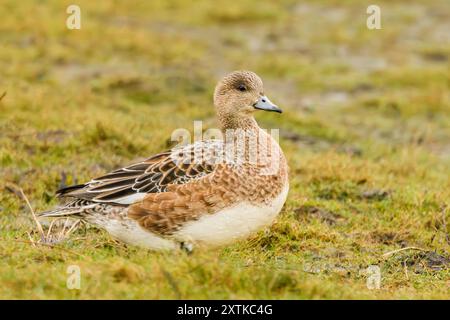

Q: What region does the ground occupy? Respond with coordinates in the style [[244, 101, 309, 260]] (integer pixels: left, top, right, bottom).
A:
[[0, 0, 449, 299]]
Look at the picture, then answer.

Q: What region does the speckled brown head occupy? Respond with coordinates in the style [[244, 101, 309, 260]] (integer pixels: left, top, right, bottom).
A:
[[214, 71, 282, 130]]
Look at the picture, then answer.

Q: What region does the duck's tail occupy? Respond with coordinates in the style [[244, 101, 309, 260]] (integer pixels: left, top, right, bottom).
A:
[[38, 200, 96, 218]]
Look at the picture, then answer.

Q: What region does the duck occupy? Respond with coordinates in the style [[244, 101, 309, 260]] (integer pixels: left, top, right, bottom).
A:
[[39, 71, 289, 251]]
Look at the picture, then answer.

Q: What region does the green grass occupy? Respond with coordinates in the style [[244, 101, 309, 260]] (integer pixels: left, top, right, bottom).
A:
[[0, 0, 449, 299]]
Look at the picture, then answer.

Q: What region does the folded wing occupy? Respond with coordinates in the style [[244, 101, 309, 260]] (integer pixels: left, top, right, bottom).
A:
[[56, 140, 224, 205]]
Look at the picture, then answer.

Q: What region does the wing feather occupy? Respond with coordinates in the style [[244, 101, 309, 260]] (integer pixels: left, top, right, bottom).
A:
[[56, 140, 223, 205]]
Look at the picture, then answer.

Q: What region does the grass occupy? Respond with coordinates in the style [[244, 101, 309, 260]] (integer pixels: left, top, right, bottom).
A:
[[0, 0, 449, 299]]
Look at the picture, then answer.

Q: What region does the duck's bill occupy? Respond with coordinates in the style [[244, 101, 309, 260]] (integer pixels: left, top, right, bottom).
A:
[[253, 95, 282, 113]]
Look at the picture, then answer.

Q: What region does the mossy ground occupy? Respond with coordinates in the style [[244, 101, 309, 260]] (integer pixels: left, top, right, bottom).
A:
[[0, 0, 449, 299]]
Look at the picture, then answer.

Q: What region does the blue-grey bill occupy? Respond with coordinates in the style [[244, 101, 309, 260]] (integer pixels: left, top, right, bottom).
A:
[[253, 95, 282, 113]]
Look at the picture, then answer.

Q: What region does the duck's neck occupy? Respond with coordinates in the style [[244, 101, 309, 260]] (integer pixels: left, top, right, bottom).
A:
[[218, 113, 259, 132], [217, 113, 282, 166]]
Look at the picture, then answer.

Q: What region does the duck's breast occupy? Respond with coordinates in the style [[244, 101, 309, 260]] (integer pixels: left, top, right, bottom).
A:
[[174, 184, 289, 246]]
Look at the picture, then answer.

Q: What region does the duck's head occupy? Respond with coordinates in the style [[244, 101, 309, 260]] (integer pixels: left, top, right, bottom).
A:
[[214, 71, 281, 129]]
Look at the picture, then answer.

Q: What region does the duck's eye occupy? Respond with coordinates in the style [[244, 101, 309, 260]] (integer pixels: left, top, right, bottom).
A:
[[237, 84, 247, 92]]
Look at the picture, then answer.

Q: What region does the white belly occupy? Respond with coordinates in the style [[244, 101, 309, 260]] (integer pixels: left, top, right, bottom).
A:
[[174, 185, 289, 247], [100, 219, 177, 251]]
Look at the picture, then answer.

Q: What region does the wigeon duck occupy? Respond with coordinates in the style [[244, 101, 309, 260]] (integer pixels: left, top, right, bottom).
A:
[[39, 71, 289, 251]]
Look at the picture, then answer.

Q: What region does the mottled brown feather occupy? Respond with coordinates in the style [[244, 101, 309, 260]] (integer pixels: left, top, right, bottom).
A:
[[128, 130, 288, 235]]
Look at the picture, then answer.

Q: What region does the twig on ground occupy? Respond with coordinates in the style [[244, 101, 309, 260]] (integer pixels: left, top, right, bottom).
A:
[[8, 183, 80, 245], [18, 187, 45, 237], [382, 246, 427, 259], [403, 259, 409, 280], [26, 231, 37, 247]]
